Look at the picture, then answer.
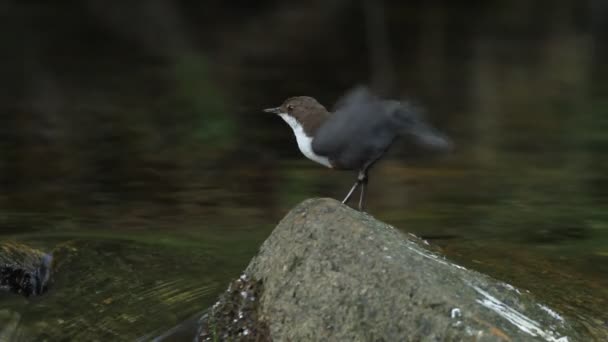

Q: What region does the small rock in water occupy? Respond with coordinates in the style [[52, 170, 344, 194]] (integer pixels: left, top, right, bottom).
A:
[[0, 241, 53, 297]]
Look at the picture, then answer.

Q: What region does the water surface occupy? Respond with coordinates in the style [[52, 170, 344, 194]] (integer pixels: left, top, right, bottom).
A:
[[1, 1, 608, 340]]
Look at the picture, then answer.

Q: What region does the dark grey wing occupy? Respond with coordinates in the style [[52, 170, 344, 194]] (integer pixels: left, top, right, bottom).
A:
[[331, 85, 378, 112], [312, 101, 399, 170]]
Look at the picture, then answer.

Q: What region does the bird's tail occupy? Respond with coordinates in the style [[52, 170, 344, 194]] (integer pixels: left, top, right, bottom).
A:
[[389, 101, 453, 152]]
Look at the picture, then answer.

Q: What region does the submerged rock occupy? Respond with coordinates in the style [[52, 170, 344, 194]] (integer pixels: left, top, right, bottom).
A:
[[0, 241, 52, 297], [200, 198, 588, 341]]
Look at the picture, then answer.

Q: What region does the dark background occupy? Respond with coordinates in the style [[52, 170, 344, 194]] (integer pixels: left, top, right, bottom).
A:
[[1, 1, 607, 340]]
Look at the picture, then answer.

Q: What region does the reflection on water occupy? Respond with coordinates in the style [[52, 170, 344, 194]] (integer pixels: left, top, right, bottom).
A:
[[1, 1, 608, 340]]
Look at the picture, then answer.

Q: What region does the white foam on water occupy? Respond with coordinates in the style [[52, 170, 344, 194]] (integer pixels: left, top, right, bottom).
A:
[[502, 283, 522, 295], [537, 304, 565, 323], [399, 232, 569, 342], [473, 286, 569, 342]]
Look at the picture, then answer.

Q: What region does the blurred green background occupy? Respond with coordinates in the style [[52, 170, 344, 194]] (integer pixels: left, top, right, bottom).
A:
[[0, 0, 607, 340]]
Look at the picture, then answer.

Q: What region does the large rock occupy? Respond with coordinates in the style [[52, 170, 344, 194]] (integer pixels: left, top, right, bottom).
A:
[[198, 198, 585, 341]]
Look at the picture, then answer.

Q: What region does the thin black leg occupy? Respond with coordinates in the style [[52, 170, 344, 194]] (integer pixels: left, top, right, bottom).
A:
[[357, 171, 368, 211], [358, 177, 368, 211], [342, 181, 360, 204], [343, 170, 369, 209]]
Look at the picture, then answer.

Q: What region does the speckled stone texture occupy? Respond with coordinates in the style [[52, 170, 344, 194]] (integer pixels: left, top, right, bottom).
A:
[[242, 198, 584, 342]]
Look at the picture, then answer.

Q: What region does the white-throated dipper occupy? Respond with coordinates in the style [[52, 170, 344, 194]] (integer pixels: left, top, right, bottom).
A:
[[264, 86, 452, 211]]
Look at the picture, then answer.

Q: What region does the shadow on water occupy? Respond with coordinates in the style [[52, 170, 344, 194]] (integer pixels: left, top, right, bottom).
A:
[[1, 1, 608, 340]]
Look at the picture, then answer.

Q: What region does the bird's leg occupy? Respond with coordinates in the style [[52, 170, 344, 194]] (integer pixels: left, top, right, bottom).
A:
[[358, 173, 368, 211], [342, 180, 360, 205], [343, 171, 369, 209]]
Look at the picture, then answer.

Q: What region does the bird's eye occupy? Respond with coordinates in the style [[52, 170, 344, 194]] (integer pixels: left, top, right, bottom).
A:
[[287, 104, 294, 111]]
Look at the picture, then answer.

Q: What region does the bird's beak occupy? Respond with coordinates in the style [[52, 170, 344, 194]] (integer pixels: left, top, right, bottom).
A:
[[263, 107, 281, 114]]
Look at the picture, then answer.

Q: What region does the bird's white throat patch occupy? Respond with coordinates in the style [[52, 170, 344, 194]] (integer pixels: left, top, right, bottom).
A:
[[278, 113, 332, 168]]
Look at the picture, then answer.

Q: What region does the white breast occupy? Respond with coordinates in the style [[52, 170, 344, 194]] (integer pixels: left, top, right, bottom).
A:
[[279, 114, 332, 168]]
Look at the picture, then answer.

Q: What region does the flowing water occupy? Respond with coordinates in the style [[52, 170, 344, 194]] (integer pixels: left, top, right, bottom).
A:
[[1, 1, 608, 340]]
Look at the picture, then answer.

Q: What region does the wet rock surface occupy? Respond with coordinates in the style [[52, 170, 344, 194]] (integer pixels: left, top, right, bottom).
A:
[[197, 275, 269, 342], [0, 241, 52, 297], [204, 198, 589, 341]]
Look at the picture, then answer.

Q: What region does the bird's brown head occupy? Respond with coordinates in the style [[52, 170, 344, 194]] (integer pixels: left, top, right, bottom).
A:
[[263, 96, 330, 135]]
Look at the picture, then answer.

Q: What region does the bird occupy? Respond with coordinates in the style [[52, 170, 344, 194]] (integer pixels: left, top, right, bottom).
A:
[[264, 86, 451, 211]]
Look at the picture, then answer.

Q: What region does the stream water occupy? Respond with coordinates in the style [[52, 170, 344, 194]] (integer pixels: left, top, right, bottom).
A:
[[1, 2, 608, 340]]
